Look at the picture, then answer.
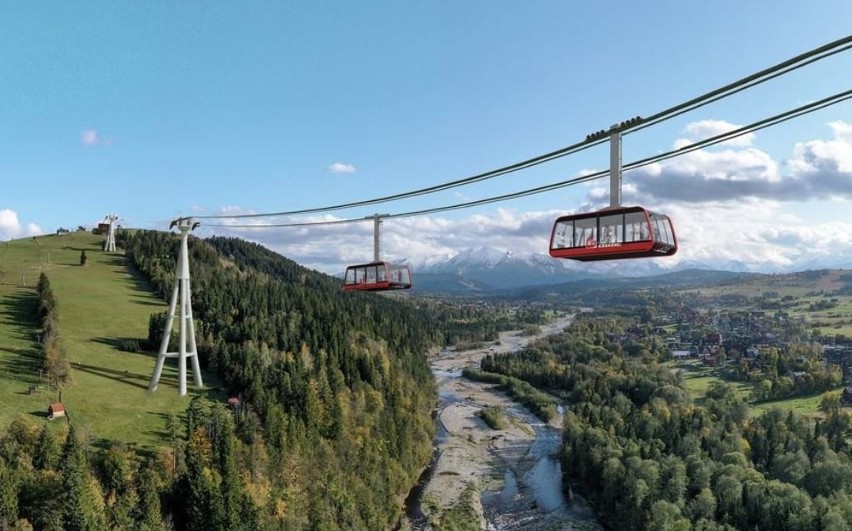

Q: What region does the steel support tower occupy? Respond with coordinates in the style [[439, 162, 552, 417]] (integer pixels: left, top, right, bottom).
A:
[[148, 218, 203, 396], [105, 214, 118, 252]]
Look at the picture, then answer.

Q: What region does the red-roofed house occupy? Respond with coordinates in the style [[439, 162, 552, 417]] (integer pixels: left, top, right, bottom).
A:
[[48, 403, 65, 420]]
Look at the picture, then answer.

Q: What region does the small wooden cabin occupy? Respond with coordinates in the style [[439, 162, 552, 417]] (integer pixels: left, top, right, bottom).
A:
[[47, 403, 65, 420]]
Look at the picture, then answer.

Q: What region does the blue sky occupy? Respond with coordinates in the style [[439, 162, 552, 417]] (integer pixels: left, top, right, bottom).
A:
[[2, 2, 851, 274]]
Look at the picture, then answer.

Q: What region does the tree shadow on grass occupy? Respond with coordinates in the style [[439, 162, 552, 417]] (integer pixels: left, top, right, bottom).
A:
[[129, 296, 163, 307], [91, 336, 158, 356], [71, 361, 154, 391], [59, 245, 101, 266], [90, 437, 150, 458], [148, 410, 183, 441], [0, 288, 38, 342], [0, 346, 43, 384], [111, 257, 168, 300]]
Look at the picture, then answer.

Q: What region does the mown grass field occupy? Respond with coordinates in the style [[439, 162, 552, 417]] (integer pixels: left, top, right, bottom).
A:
[[749, 394, 824, 416], [674, 359, 832, 418], [0, 231, 222, 450], [679, 365, 751, 398]]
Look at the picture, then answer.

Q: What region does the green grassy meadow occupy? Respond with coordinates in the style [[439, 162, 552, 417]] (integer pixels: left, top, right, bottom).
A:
[[0, 231, 221, 450], [677, 361, 752, 402], [675, 359, 831, 418], [749, 394, 824, 416]]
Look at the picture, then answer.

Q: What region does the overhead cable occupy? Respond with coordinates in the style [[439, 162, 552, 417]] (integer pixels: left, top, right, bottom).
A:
[[630, 35, 852, 133], [202, 87, 852, 229], [193, 35, 852, 221]]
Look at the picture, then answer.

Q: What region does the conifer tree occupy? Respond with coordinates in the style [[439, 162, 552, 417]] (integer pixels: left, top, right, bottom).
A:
[[137, 465, 167, 531], [0, 459, 19, 529], [33, 426, 60, 470], [60, 425, 107, 531], [182, 429, 223, 531]]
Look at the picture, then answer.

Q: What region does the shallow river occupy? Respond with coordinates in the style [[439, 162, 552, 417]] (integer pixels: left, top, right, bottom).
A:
[[402, 350, 601, 530]]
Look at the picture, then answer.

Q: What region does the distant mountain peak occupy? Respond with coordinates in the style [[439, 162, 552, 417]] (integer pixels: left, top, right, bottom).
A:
[[448, 246, 511, 269]]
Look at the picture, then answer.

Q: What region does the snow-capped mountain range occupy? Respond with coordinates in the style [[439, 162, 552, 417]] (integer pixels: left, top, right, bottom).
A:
[[401, 246, 852, 291]]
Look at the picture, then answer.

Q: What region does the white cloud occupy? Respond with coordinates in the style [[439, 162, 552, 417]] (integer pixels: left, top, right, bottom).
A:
[[0, 209, 43, 240], [668, 146, 780, 182], [626, 120, 851, 203], [218, 205, 251, 215], [327, 162, 357, 174], [81, 129, 112, 147], [829, 120, 852, 140], [665, 200, 852, 269], [681, 119, 755, 147], [82, 129, 99, 146], [787, 120, 852, 174]]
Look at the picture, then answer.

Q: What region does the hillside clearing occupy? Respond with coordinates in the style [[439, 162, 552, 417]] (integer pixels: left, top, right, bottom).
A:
[[0, 231, 221, 449]]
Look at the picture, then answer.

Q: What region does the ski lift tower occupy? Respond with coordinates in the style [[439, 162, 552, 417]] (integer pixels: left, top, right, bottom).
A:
[[101, 214, 119, 252], [148, 217, 203, 396]]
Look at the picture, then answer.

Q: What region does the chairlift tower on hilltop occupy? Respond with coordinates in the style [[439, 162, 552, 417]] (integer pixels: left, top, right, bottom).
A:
[[101, 214, 119, 252], [148, 218, 203, 396]]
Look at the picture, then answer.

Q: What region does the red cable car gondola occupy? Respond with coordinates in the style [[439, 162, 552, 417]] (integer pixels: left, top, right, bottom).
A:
[[549, 120, 678, 262], [343, 261, 412, 291], [549, 205, 677, 261], [342, 214, 413, 292]]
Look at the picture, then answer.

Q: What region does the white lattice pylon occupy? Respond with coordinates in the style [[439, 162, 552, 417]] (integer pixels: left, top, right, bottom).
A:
[[105, 214, 118, 252], [148, 218, 203, 396]]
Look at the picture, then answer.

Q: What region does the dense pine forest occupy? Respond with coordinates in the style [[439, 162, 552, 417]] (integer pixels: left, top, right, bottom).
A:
[[0, 230, 515, 530], [480, 316, 852, 530], [128, 231, 443, 529]]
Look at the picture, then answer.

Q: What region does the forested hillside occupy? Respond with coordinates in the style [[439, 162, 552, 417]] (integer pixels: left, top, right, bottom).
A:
[[120, 231, 443, 528]]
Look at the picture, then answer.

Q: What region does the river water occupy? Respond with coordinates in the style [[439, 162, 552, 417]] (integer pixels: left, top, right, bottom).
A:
[[479, 405, 598, 530], [402, 356, 601, 530]]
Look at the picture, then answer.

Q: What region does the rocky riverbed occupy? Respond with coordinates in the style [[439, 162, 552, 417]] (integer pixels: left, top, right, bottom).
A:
[[400, 316, 602, 530]]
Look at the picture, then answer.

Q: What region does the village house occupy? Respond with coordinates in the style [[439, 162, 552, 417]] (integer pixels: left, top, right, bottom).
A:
[[671, 350, 691, 360]]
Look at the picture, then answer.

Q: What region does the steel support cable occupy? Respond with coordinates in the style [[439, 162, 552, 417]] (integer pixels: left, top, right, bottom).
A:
[[203, 88, 852, 229], [191, 36, 852, 222], [206, 217, 357, 229], [628, 35, 852, 134], [395, 87, 852, 217], [540, 87, 852, 192], [621, 88, 852, 172], [192, 136, 609, 221]]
